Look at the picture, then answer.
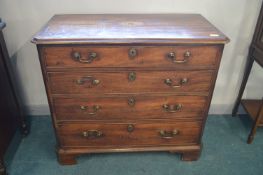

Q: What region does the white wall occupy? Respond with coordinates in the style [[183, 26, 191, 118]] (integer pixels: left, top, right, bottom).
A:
[[0, 0, 262, 115]]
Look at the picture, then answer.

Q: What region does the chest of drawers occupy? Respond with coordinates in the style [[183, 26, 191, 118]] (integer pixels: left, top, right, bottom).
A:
[[32, 14, 229, 165]]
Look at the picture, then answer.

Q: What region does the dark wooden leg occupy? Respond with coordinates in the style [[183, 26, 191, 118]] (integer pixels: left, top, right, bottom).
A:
[[0, 159, 7, 175], [57, 149, 77, 165], [232, 50, 254, 116], [57, 153, 77, 165], [247, 119, 261, 144], [170, 145, 202, 161], [181, 150, 201, 161], [247, 128, 256, 144], [247, 100, 263, 144]]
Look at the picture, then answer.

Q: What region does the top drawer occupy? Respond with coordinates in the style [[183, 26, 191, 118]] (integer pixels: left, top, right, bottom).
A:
[[43, 46, 220, 69]]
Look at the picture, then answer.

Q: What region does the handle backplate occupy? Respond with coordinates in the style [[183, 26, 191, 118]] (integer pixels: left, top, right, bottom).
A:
[[164, 78, 188, 88], [83, 130, 103, 138], [159, 129, 179, 139], [167, 51, 191, 63], [76, 76, 100, 87], [163, 104, 182, 113], [80, 105, 101, 115], [72, 51, 98, 63]]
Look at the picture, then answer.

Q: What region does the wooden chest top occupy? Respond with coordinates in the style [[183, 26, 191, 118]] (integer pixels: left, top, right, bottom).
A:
[[32, 14, 229, 44]]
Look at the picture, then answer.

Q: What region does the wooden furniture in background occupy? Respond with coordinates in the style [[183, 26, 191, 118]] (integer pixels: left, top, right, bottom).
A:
[[232, 3, 263, 144], [242, 99, 263, 144], [32, 14, 229, 165], [0, 19, 28, 175]]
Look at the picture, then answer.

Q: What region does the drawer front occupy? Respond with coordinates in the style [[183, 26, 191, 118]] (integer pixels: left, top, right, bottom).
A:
[[48, 70, 213, 94], [44, 46, 219, 68], [54, 96, 206, 121], [57, 122, 201, 147]]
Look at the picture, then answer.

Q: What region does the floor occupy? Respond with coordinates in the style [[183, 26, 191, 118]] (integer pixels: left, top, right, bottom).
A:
[[6, 115, 263, 175]]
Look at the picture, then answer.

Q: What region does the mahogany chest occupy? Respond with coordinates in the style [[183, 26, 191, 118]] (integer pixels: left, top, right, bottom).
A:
[[32, 14, 229, 165]]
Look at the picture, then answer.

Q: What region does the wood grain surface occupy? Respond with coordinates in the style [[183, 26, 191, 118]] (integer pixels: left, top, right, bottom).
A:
[[53, 95, 207, 121], [32, 14, 229, 44], [33, 14, 229, 164], [43, 45, 220, 69], [48, 70, 214, 94], [57, 121, 202, 147]]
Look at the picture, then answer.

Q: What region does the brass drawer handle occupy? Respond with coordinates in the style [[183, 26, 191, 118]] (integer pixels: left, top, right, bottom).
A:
[[162, 104, 182, 113], [76, 76, 100, 87], [128, 48, 137, 59], [164, 78, 188, 88], [72, 51, 98, 63], [72, 51, 81, 59], [80, 105, 101, 115], [184, 51, 191, 58], [167, 51, 191, 63], [159, 129, 179, 139], [83, 130, 103, 138]]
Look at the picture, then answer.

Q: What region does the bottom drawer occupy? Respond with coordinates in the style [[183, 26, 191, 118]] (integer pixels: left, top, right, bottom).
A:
[[57, 121, 202, 147]]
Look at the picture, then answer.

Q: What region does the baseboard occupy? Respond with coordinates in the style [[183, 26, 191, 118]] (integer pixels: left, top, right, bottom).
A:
[[208, 104, 245, 115], [24, 105, 50, 116]]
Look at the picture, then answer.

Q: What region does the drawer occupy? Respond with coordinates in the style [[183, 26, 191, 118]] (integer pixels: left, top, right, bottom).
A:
[[43, 46, 220, 69], [53, 95, 207, 121], [48, 70, 213, 94], [57, 121, 202, 147]]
